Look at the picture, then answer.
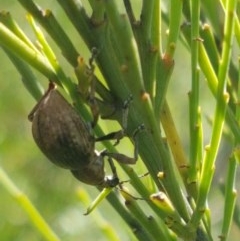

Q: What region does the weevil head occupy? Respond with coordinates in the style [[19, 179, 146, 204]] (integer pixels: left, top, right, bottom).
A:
[[101, 175, 119, 188]]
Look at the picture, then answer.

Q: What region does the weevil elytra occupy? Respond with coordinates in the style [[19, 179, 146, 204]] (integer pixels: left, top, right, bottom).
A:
[[28, 82, 141, 188]]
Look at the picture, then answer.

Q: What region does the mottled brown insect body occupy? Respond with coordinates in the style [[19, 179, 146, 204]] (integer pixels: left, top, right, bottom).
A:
[[29, 84, 107, 186], [29, 83, 140, 188]]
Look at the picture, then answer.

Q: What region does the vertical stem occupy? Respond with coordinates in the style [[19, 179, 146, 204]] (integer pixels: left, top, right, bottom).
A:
[[220, 43, 240, 241], [220, 154, 237, 241], [165, 0, 182, 58], [190, 0, 237, 228], [188, 0, 201, 199]]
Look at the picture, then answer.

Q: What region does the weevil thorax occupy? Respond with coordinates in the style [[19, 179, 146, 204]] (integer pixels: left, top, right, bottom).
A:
[[71, 150, 106, 186], [28, 84, 95, 170], [72, 150, 119, 188]]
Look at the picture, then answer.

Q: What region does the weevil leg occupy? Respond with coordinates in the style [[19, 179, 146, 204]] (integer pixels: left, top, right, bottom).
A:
[[101, 124, 145, 165], [89, 47, 99, 68], [97, 93, 145, 164], [95, 129, 124, 143], [119, 171, 150, 185], [121, 94, 133, 130], [132, 123, 145, 161], [88, 78, 99, 127], [83, 47, 100, 127], [95, 94, 133, 143], [102, 157, 119, 188]]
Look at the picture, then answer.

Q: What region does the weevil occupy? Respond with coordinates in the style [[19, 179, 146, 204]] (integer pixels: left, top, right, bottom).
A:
[[28, 82, 142, 188]]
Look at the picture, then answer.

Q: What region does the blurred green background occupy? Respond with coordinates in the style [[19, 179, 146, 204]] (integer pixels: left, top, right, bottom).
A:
[[0, 1, 239, 241]]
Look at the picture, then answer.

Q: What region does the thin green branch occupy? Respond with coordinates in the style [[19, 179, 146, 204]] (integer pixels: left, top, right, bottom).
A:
[[76, 188, 122, 241], [3, 48, 43, 100], [26, 14, 74, 93], [221, 0, 240, 46], [105, 191, 157, 241], [104, 1, 144, 96], [102, 0, 191, 227], [219, 154, 237, 241], [0, 167, 60, 241], [139, 0, 159, 97], [154, 54, 174, 120], [0, 23, 56, 79], [88, 0, 105, 25], [123, 0, 136, 23], [200, 24, 220, 74], [123, 193, 167, 241], [18, 0, 80, 66], [197, 42, 240, 142], [56, 0, 93, 45], [188, 0, 201, 196], [160, 101, 189, 185], [190, 0, 237, 228], [0, 11, 39, 52], [165, 0, 182, 58]]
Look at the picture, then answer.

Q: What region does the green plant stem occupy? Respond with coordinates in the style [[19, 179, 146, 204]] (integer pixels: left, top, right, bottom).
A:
[[26, 14, 74, 93], [220, 154, 237, 241], [123, 0, 135, 23], [0, 11, 39, 52], [165, 0, 182, 58], [3, 1, 238, 240], [200, 0, 223, 37], [124, 196, 166, 241], [95, 126, 184, 238], [188, 0, 201, 200], [76, 188, 122, 241], [160, 101, 188, 184], [190, 0, 237, 228], [15, 0, 112, 107], [3, 48, 43, 100], [54, 1, 192, 231], [56, 0, 94, 44], [17, 0, 84, 66], [0, 167, 60, 241], [154, 54, 174, 120], [219, 47, 240, 238], [198, 43, 240, 141], [89, 0, 105, 25], [221, 0, 240, 46], [103, 1, 190, 223], [160, 102, 204, 228], [200, 24, 220, 74], [136, 0, 159, 97], [1, 7, 165, 238], [105, 191, 156, 241], [153, 0, 181, 118], [182, 11, 240, 144], [104, 1, 144, 96], [0, 23, 55, 79]]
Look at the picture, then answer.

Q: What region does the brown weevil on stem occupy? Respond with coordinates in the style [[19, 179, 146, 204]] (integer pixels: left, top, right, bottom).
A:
[[28, 82, 143, 188]]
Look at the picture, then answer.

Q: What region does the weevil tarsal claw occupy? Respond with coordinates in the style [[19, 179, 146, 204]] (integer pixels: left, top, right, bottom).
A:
[[89, 47, 99, 69]]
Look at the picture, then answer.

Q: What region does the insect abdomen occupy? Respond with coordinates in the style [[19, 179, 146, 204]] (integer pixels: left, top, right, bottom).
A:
[[30, 88, 94, 170]]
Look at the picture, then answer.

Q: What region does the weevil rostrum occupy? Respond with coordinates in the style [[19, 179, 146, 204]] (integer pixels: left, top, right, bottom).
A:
[[28, 82, 142, 188]]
